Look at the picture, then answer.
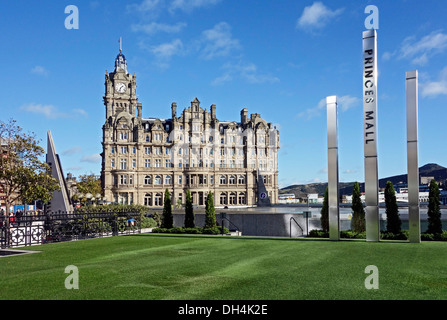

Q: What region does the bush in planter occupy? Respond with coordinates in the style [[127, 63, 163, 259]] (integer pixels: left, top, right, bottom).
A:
[[340, 230, 366, 239], [381, 231, 408, 240], [202, 226, 229, 234], [421, 232, 447, 241], [421, 233, 435, 241], [309, 229, 328, 238], [151, 226, 229, 235]]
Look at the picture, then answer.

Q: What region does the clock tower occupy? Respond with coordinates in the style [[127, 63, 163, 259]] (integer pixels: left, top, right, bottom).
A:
[[103, 48, 140, 121], [101, 46, 143, 201]]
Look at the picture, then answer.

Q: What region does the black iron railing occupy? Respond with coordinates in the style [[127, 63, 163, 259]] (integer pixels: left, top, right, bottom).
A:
[[0, 211, 142, 248]]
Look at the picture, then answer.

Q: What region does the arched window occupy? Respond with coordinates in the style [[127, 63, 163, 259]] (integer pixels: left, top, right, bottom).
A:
[[229, 175, 236, 184], [144, 175, 151, 185], [229, 192, 237, 205], [165, 175, 172, 185], [144, 193, 152, 206], [220, 175, 227, 184], [238, 192, 246, 205], [238, 175, 246, 184], [220, 192, 227, 205], [155, 175, 162, 185], [154, 193, 163, 206]]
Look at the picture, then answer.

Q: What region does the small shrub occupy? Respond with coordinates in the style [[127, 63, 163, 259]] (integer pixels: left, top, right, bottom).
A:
[[421, 233, 435, 241], [151, 226, 229, 235], [308, 229, 328, 238], [140, 216, 157, 229], [340, 230, 366, 239], [202, 226, 229, 234], [381, 231, 408, 240]]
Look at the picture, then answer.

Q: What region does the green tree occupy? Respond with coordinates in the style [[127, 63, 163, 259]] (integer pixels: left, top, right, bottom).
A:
[[320, 187, 329, 233], [351, 182, 365, 233], [384, 181, 401, 234], [161, 189, 173, 228], [0, 119, 59, 224], [204, 191, 216, 228], [184, 189, 194, 228], [76, 174, 101, 197], [427, 179, 442, 234]]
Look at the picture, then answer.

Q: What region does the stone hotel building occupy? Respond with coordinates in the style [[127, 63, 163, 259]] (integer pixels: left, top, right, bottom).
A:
[[101, 49, 279, 207]]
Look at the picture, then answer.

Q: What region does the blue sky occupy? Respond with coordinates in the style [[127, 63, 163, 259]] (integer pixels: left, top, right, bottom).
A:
[[1, 0, 447, 189]]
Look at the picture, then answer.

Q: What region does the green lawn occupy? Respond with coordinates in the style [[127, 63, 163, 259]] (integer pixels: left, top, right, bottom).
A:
[[1, 234, 446, 300]]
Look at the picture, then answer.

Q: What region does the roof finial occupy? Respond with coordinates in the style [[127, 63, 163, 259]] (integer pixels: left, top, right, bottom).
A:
[[119, 37, 122, 52]]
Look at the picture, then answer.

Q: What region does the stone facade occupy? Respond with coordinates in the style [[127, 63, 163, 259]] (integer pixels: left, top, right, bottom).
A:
[[101, 50, 279, 207]]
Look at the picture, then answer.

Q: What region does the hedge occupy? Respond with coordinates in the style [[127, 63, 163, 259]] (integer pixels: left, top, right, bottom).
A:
[[309, 229, 447, 241], [152, 226, 230, 235]]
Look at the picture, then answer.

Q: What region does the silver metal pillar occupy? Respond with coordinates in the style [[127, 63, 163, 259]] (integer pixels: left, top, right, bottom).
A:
[[327, 96, 339, 240], [362, 30, 380, 242], [406, 70, 420, 243]]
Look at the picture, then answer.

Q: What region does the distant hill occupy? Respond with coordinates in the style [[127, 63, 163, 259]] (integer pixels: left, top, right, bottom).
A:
[[280, 163, 447, 198]]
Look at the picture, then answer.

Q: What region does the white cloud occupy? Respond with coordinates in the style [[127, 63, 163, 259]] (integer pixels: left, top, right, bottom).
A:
[[20, 103, 65, 119], [297, 95, 359, 120], [337, 95, 360, 112], [62, 146, 82, 156], [398, 31, 447, 65], [421, 66, 447, 98], [169, 0, 221, 13], [127, 0, 220, 15], [131, 22, 187, 35], [127, 0, 162, 12], [151, 38, 184, 59], [30, 66, 49, 77], [212, 61, 279, 85], [200, 22, 241, 60], [81, 154, 101, 163], [297, 2, 344, 30], [20, 103, 88, 120]]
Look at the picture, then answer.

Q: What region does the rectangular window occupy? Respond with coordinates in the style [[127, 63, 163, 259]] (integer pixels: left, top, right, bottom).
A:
[[132, 159, 136, 168], [145, 147, 151, 155], [145, 159, 150, 168], [120, 159, 127, 170], [111, 158, 115, 168]]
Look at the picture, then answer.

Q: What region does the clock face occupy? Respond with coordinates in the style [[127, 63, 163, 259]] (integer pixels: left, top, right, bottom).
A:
[[115, 82, 126, 93]]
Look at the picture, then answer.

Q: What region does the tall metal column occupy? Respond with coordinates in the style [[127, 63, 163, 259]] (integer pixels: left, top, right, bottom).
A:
[[406, 70, 420, 243], [362, 30, 380, 242], [327, 96, 339, 240]]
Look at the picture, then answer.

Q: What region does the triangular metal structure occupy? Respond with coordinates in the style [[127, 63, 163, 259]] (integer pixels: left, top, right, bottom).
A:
[[46, 131, 73, 213]]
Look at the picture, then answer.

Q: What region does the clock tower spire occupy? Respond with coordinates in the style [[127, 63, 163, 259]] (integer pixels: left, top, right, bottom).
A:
[[103, 43, 139, 123]]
